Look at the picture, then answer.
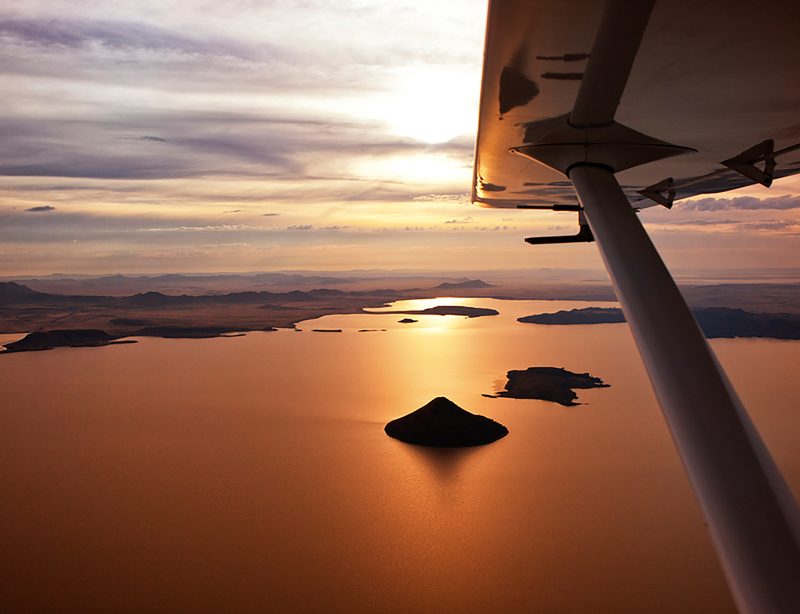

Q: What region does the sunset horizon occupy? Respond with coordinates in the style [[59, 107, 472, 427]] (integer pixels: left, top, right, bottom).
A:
[[2, 1, 799, 612]]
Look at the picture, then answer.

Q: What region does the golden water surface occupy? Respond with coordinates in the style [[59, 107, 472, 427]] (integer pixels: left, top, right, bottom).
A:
[[2, 298, 798, 613]]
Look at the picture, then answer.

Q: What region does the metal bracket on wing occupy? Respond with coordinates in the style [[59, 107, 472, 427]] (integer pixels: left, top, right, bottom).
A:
[[721, 139, 780, 187], [637, 177, 675, 208], [524, 210, 594, 245], [510, 119, 695, 177]]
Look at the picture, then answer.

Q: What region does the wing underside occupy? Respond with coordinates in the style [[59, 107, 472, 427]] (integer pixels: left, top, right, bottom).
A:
[[472, 0, 800, 210]]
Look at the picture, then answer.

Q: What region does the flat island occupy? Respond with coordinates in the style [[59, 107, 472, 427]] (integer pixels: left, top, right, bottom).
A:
[[488, 367, 609, 406], [381, 305, 499, 318], [385, 397, 508, 447], [519, 307, 625, 325], [518, 306, 800, 340]]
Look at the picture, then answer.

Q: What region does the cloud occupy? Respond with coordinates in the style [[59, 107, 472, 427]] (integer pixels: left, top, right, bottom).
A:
[[262, 213, 280, 217], [412, 193, 471, 203], [223, 209, 242, 214], [742, 220, 799, 232], [444, 216, 474, 224], [286, 224, 313, 231], [649, 218, 799, 233], [25, 205, 55, 212], [0, 17, 255, 58], [139, 224, 256, 232], [679, 196, 800, 211]]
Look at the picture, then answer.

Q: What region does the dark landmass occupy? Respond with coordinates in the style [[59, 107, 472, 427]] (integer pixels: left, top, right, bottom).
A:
[[3, 329, 135, 353], [109, 317, 154, 326], [519, 306, 800, 340], [358, 329, 386, 332], [382, 305, 499, 318], [2, 276, 799, 352], [519, 307, 625, 325], [311, 329, 342, 333], [133, 327, 245, 339], [0, 281, 402, 338], [398, 318, 418, 324], [490, 367, 609, 406], [384, 397, 508, 447], [263, 326, 278, 332], [693, 308, 800, 340]]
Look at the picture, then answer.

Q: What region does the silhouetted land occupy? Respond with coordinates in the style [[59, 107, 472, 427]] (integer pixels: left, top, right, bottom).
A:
[[488, 367, 609, 406], [2, 276, 799, 353], [135, 327, 246, 339], [398, 318, 418, 324], [519, 307, 625, 325], [385, 397, 508, 447], [381, 306, 499, 318], [2, 329, 136, 353], [519, 307, 800, 339]]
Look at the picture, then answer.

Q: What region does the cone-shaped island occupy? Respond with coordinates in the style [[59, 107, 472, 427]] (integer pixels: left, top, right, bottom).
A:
[[385, 397, 508, 447]]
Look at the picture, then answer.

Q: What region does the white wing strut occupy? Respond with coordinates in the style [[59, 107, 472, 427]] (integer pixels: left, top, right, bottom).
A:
[[474, 0, 800, 610], [571, 164, 800, 613], [563, 2, 800, 611]]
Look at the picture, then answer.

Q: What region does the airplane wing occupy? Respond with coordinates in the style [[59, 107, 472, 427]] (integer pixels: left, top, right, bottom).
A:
[[471, 2, 800, 611], [473, 0, 800, 211]]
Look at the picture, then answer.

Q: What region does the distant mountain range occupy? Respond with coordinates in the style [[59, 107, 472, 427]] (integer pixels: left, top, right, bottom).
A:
[[434, 279, 494, 290], [0, 281, 395, 308], [2, 272, 497, 297]]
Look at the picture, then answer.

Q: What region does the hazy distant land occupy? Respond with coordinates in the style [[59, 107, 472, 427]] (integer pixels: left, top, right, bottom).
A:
[[520, 307, 800, 340], [2, 272, 800, 353], [487, 367, 609, 406]]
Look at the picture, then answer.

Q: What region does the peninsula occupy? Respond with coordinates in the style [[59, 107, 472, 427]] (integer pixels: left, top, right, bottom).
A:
[[2, 329, 135, 353]]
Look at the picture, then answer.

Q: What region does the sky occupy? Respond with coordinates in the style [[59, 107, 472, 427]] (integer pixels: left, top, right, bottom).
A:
[[1, 0, 798, 277]]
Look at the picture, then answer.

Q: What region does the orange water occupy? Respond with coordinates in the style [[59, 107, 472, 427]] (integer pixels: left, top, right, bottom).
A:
[[2, 298, 798, 612]]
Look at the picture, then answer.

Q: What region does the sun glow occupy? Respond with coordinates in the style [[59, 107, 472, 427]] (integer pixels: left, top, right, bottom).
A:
[[349, 64, 479, 145], [351, 152, 470, 187]]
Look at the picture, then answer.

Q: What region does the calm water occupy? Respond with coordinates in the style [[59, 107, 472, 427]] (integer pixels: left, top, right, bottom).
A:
[[2, 298, 799, 613]]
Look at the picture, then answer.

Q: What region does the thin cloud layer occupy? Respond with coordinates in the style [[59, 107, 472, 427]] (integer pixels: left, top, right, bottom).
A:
[[679, 196, 800, 211], [0, 1, 797, 275], [0, 17, 256, 57]]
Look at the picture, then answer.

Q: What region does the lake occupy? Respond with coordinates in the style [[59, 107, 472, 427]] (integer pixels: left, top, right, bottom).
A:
[[2, 298, 798, 612]]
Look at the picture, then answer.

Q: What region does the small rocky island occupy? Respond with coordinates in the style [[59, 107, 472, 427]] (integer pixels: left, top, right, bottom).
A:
[[488, 367, 609, 406], [2, 329, 134, 353], [398, 318, 418, 324], [385, 397, 508, 447]]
